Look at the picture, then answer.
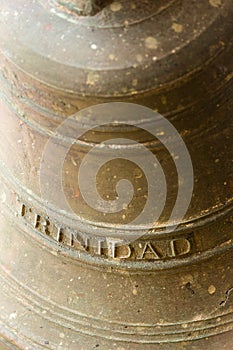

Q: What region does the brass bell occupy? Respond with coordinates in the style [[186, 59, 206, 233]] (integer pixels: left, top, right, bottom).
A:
[[0, 0, 232, 349]]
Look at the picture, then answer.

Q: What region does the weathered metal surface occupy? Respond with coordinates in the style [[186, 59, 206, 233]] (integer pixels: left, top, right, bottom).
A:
[[52, 0, 109, 16], [0, 0, 233, 349]]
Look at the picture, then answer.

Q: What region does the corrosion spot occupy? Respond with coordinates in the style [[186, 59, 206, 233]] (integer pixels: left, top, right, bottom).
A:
[[145, 37, 158, 50], [86, 72, 100, 86], [132, 79, 138, 87], [136, 54, 143, 63], [208, 285, 216, 295], [109, 54, 117, 61], [110, 2, 122, 12], [172, 23, 183, 33], [209, 0, 222, 7]]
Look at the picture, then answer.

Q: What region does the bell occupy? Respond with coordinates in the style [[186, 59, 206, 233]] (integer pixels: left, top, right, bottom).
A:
[[0, 0, 232, 349]]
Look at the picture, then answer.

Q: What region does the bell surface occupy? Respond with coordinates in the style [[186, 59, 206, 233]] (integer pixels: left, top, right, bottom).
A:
[[0, 0, 233, 349]]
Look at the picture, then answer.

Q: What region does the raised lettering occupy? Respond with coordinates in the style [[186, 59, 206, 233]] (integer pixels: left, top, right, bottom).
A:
[[96, 238, 105, 255], [107, 239, 131, 259], [20, 203, 27, 217], [34, 214, 50, 235], [107, 239, 117, 258], [169, 238, 191, 257], [15, 198, 195, 261], [115, 245, 132, 259], [139, 242, 162, 260], [56, 226, 63, 242]]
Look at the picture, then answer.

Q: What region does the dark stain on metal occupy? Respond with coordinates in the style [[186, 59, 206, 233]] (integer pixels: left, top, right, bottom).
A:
[[220, 288, 233, 308]]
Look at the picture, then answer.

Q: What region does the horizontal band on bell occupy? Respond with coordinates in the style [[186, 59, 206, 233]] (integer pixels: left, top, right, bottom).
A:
[[0, 266, 233, 344]]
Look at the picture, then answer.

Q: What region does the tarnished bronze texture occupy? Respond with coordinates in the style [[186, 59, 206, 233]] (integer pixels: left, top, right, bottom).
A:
[[0, 0, 233, 349]]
